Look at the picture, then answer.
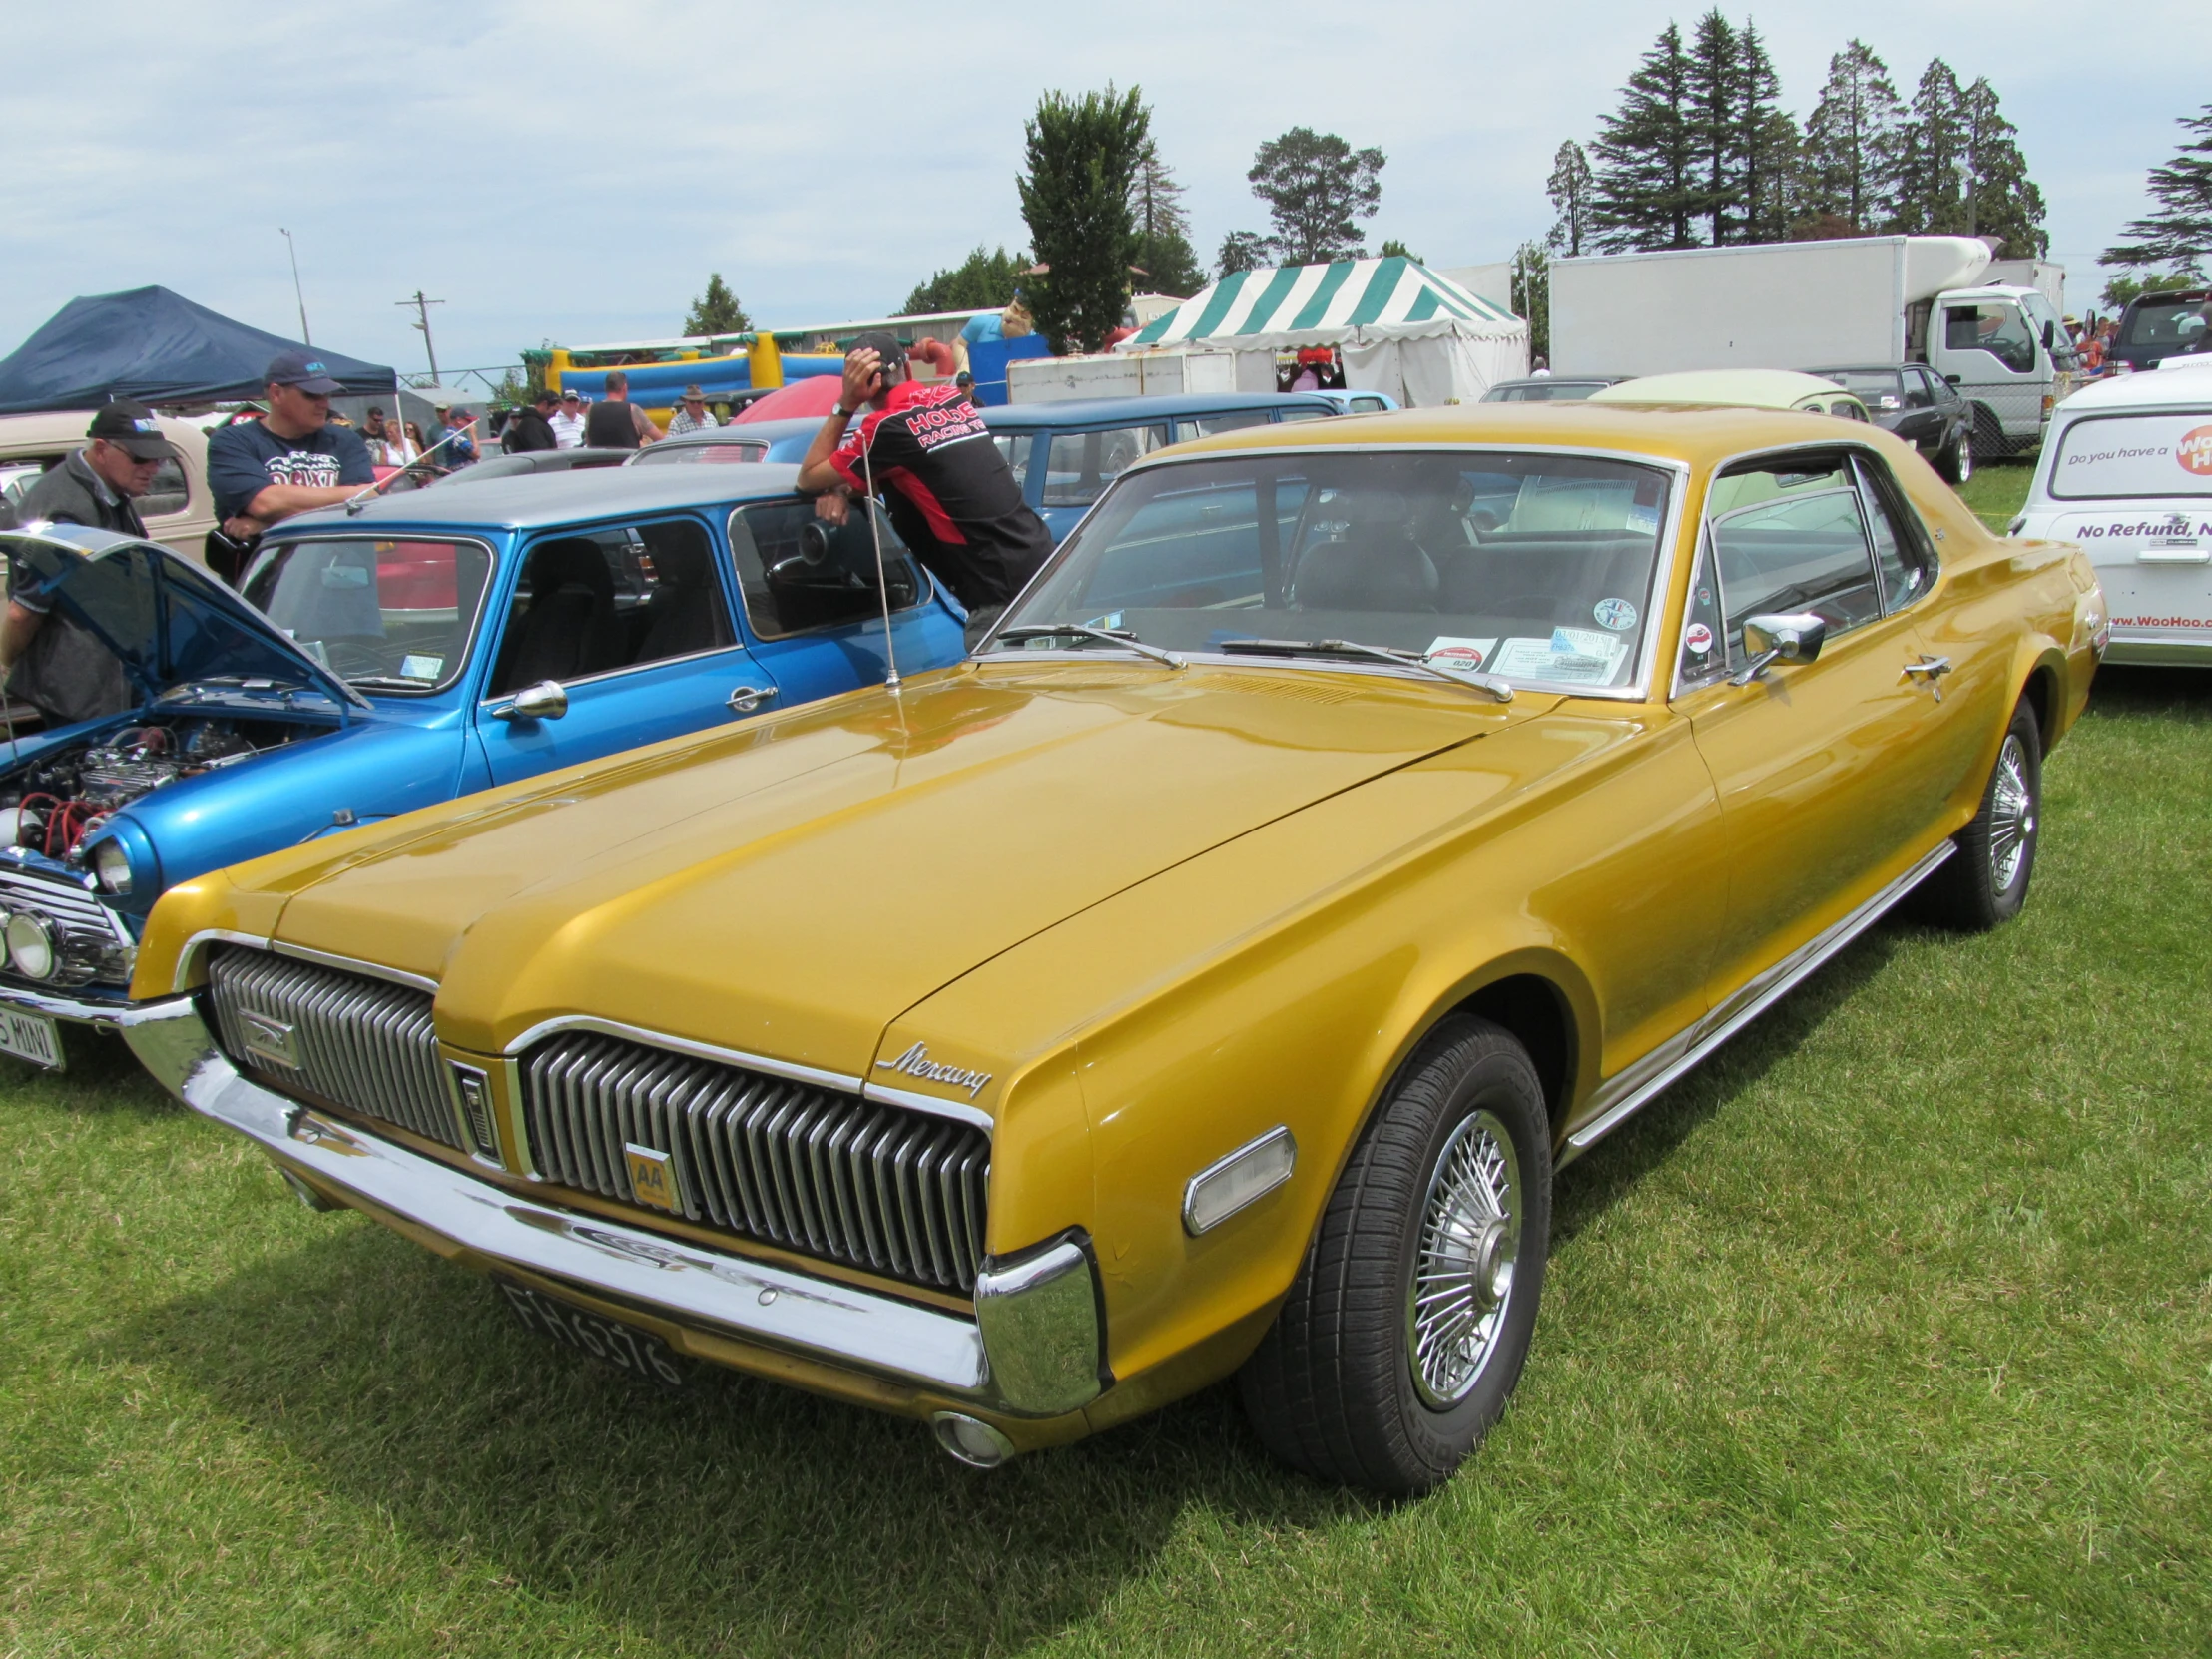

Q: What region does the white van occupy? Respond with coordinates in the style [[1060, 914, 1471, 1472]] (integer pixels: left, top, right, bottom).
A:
[[2011, 361, 2212, 665]]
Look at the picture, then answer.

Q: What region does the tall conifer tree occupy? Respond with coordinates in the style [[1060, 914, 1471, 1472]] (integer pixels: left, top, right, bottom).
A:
[[1801, 41, 1903, 232], [1959, 78, 2047, 255], [1734, 23, 1798, 242], [1591, 23, 1699, 250], [1892, 59, 1966, 234], [2101, 104, 2212, 271], [1546, 141, 1596, 256], [1017, 85, 1149, 352], [1686, 10, 1742, 244]]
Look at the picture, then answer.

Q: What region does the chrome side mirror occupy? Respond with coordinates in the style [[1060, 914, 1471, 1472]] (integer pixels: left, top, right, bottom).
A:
[[489, 679, 569, 722], [1729, 613, 1828, 686]]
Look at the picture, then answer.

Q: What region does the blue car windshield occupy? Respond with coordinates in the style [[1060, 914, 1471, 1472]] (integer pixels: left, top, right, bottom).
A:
[[246, 536, 493, 693]]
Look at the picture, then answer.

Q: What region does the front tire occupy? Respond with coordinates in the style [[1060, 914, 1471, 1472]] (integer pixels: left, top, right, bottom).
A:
[[1238, 1016, 1551, 1494], [1915, 699, 2041, 931]]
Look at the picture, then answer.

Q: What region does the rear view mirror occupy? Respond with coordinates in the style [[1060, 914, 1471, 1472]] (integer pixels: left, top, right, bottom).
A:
[[489, 679, 569, 722], [2042, 321, 2057, 351], [1943, 373, 1962, 386]]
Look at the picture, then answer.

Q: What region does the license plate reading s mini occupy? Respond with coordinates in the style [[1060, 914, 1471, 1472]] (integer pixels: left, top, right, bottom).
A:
[[0, 1008, 63, 1069]]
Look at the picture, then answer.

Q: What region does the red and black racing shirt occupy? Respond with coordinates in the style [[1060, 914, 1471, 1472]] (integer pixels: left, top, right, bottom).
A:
[[830, 382, 1054, 610]]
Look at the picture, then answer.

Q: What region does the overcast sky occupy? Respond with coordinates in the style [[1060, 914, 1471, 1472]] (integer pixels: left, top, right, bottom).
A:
[[5, 0, 2204, 390]]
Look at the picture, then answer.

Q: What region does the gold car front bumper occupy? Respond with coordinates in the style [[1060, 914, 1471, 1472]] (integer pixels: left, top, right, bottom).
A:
[[124, 997, 1107, 1437]]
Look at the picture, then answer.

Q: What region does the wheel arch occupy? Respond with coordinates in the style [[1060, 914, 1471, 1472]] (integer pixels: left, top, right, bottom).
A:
[[1379, 949, 1598, 1143]]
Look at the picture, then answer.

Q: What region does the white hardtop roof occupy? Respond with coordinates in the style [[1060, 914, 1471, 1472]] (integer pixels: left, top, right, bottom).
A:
[[2057, 361, 2212, 413]]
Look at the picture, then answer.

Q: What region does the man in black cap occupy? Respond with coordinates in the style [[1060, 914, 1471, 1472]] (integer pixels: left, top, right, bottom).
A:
[[0, 400, 179, 726], [797, 332, 1053, 644], [206, 349, 376, 544]]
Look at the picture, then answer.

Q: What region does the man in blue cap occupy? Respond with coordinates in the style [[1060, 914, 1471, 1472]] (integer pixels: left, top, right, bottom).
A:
[[207, 350, 376, 546]]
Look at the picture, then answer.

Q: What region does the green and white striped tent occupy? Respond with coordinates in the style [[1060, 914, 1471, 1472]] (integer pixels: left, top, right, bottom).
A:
[[1117, 257, 1528, 406]]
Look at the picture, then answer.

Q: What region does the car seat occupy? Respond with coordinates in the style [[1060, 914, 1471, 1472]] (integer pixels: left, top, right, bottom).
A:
[[496, 538, 624, 691], [632, 537, 728, 662], [1294, 490, 1440, 612]]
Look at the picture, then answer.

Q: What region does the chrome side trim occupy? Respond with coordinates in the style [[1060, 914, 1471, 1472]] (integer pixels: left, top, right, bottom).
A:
[[123, 999, 1098, 1416], [271, 940, 440, 994], [500, 1012, 862, 1094], [1562, 840, 1954, 1162], [860, 1080, 996, 1133], [175, 928, 272, 992]]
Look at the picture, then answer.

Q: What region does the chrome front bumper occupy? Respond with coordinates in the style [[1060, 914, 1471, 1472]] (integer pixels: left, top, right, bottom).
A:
[[125, 997, 1106, 1419], [0, 980, 163, 1029]]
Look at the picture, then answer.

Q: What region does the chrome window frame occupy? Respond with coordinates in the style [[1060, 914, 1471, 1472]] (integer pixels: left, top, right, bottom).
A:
[[255, 530, 500, 698], [986, 441, 1695, 705], [721, 498, 932, 645], [1849, 451, 1939, 616]]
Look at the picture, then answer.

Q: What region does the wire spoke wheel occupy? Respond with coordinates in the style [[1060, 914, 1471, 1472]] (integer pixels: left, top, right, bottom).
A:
[[1987, 733, 2035, 891], [1406, 1109, 1521, 1409]]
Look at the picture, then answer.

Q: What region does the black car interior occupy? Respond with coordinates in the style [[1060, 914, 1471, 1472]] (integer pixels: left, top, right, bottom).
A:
[[490, 521, 734, 694]]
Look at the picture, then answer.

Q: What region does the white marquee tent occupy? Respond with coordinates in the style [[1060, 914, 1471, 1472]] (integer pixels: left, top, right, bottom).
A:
[[1116, 257, 1528, 406]]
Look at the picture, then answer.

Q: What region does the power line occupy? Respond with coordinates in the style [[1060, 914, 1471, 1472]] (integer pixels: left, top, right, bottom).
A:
[[396, 290, 446, 384], [280, 229, 310, 344]]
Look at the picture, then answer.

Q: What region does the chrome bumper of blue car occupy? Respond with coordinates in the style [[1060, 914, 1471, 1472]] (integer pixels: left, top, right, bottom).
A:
[[123, 996, 1105, 1419], [0, 980, 164, 1028]]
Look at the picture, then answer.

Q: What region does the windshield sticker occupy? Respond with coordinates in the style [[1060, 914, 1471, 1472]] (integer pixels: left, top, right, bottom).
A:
[[399, 654, 444, 681], [1490, 630, 1628, 685], [1683, 622, 1715, 657], [1424, 636, 1497, 671], [1625, 503, 1660, 535], [1592, 597, 1638, 631], [1084, 611, 1126, 630]]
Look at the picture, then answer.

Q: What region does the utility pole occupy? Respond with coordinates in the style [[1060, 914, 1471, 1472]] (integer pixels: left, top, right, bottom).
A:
[[280, 228, 311, 344], [396, 290, 446, 384]]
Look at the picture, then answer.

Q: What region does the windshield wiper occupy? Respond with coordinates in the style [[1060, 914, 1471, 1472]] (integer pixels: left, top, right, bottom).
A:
[[990, 623, 1186, 670], [1217, 638, 1513, 702]]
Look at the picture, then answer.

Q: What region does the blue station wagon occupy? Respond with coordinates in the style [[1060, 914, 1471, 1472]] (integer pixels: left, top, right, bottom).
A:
[[0, 464, 965, 1063], [981, 393, 1358, 542]]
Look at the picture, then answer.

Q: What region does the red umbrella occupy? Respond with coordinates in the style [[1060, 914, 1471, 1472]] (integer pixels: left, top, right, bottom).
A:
[[734, 374, 844, 423]]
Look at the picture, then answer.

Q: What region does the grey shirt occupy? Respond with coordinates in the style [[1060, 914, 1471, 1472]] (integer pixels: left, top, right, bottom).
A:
[[0, 452, 139, 726]]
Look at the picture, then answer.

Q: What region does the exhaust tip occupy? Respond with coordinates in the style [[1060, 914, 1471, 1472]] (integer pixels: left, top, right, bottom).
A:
[[930, 1412, 1017, 1468]]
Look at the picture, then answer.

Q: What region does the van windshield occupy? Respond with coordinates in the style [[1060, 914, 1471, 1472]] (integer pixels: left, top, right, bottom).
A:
[[2121, 296, 2212, 348], [991, 451, 1675, 694], [2049, 411, 2212, 499], [247, 537, 493, 691]]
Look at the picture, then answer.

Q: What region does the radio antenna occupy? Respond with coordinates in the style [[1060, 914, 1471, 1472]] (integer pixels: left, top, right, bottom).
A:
[[858, 432, 902, 694]]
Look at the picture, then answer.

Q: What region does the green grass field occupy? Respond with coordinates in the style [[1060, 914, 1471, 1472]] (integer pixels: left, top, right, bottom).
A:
[[5, 460, 2206, 1656]]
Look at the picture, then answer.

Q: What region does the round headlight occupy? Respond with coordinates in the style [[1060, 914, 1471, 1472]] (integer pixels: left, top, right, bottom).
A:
[[6, 911, 56, 981], [91, 839, 133, 895]]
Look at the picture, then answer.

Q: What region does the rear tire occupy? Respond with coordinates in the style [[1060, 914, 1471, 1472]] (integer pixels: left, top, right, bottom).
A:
[[1238, 1016, 1551, 1494], [1915, 699, 2041, 931], [1936, 430, 1973, 484]]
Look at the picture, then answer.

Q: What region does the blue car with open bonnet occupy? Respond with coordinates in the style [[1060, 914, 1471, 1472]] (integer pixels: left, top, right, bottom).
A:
[[0, 463, 964, 1065]]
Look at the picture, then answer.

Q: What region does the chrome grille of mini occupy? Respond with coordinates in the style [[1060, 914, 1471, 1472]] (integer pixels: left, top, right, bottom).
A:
[[0, 866, 136, 986], [519, 1032, 991, 1295], [206, 946, 461, 1151]]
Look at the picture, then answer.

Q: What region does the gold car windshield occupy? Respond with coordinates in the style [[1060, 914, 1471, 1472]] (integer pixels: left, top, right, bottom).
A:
[[992, 451, 1674, 692]]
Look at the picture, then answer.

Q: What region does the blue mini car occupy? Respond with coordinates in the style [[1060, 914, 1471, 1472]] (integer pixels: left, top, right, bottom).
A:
[[0, 464, 965, 1063], [981, 393, 1356, 542]]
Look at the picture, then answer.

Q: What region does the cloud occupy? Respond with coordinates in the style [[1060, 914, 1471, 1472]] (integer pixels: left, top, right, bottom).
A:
[[2, 0, 2205, 379]]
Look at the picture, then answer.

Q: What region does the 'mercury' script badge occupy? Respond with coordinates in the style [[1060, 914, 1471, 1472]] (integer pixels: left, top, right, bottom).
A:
[[874, 1041, 992, 1100]]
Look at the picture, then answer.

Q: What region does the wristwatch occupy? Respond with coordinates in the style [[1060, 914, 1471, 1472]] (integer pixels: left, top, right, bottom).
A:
[[830, 401, 851, 419]]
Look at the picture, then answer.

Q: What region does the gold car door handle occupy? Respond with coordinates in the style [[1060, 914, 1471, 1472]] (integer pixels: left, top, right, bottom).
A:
[[727, 685, 779, 714], [1903, 656, 1952, 700]]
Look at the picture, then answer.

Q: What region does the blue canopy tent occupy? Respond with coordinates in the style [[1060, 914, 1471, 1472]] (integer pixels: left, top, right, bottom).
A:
[[0, 286, 396, 413]]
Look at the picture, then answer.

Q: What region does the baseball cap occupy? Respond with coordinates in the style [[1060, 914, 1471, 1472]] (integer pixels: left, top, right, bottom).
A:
[[265, 349, 344, 394], [86, 399, 179, 461], [560, 388, 581, 400], [851, 330, 906, 369]]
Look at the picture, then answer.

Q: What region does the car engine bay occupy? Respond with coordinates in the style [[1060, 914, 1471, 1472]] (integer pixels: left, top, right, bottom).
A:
[[0, 718, 302, 859]]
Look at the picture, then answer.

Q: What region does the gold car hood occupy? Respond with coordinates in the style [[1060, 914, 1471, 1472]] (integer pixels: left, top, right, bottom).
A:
[[259, 663, 1543, 1077]]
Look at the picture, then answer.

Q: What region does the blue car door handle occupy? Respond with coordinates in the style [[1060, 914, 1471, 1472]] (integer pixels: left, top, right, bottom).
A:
[[727, 685, 779, 714]]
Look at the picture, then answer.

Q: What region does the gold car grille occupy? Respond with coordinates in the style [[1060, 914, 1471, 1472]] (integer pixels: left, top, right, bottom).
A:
[[518, 1032, 991, 1295], [207, 946, 463, 1153]]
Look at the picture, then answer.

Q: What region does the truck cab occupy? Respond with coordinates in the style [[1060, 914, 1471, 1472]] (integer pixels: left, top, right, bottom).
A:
[[1923, 283, 2077, 461]]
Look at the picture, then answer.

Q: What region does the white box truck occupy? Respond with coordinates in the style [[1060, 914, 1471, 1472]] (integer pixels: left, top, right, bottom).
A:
[[1008, 348, 1236, 405], [1550, 236, 2077, 458]]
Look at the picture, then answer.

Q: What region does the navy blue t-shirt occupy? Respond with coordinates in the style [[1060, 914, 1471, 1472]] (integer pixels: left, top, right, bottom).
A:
[[207, 418, 375, 521]]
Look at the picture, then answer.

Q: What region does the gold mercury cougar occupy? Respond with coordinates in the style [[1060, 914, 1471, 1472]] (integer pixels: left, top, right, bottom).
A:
[[126, 403, 2106, 1493]]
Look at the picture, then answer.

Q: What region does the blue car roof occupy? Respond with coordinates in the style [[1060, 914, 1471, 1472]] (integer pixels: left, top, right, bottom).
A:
[[286, 462, 811, 533], [981, 393, 1336, 429]]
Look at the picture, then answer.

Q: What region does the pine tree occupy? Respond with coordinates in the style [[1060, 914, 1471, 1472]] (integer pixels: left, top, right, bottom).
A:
[[1379, 239, 1424, 263], [681, 274, 750, 337], [1016, 85, 1150, 352], [1591, 23, 1699, 251], [1801, 40, 1904, 233], [902, 247, 1030, 317], [2101, 104, 2212, 271], [1511, 241, 1550, 361], [1129, 140, 1206, 295], [1891, 59, 1966, 234], [1546, 140, 1596, 256], [1959, 78, 2047, 256], [1217, 231, 1271, 277], [1734, 23, 1798, 243], [1246, 128, 1386, 265], [1686, 10, 1742, 244]]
